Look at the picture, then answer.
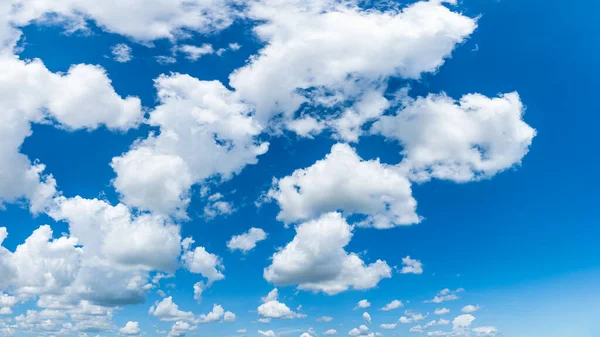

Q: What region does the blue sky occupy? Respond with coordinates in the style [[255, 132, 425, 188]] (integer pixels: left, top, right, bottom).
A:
[[0, 0, 598, 337]]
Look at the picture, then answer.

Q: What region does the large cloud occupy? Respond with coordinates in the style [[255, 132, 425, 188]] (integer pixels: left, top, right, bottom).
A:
[[7, 0, 238, 42], [372, 92, 536, 182], [111, 74, 268, 216], [264, 212, 392, 294], [231, 0, 477, 136], [267, 143, 419, 229]]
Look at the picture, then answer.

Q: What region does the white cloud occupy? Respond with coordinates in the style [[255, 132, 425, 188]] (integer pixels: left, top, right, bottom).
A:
[[198, 304, 225, 323], [452, 314, 475, 331], [424, 319, 450, 328], [400, 256, 423, 275], [472, 326, 498, 336], [261, 289, 279, 303], [362, 312, 371, 324], [267, 143, 419, 229], [149, 297, 195, 322], [259, 330, 276, 337], [257, 300, 303, 319], [264, 212, 391, 294], [461, 305, 481, 313], [381, 300, 403, 311], [434, 308, 450, 315], [425, 288, 464, 304], [224, 311, 236, 322], [203, 193, 235, 220], [7, 0, 238, 42], [181, 238, 225, 285], [119, 321, 140, 335], [380, 323, 397, 330], [348, 325, 373, 337], [230, 0, 477, 134], [409, 325, 423, 333], [168, 321, 197, 337], [237, 329, 247, 333], [356, 300, 371, 309], [227, 227, 268, 253], [111, 73, 268, 216], [399, 311, 427, 324], [372, 92, 536, 183], [111, 43, 133, 63], [179, 44, 214, 61], [324, 329, 337, 335]]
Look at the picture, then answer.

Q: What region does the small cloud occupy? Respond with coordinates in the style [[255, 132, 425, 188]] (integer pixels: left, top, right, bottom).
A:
[[111, 43, 133, 63]]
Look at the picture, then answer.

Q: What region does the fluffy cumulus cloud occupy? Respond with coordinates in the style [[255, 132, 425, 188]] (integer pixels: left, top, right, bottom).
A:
[[400, 256, 423, 274], [230, 0, 477, 133], [348, 324, 374, 337], [227, 227, 268, 253], [264, 213, 392, 294], [373, 92, 536, 183], [399, 311, 427, 324], [149, 297, 195, 322], [362, 312, 371, 324], [381, 300, 403, 311], [5, 0, 238, 42], [257, 289, 304, 319], [111, 73, 268, 217], [434, 308, 450, 315], [453, 314, 476, 331], [267, 144, 419, 228], [472, 326, 498, 336], [181, 238, 225, 289], [258, 330, 277, 337], [461, 305, 481, 313], [356, 300, 371, 309], [119, 321, 140, 335], [111, 43, 133, 62], [324, 329, 338, 335]]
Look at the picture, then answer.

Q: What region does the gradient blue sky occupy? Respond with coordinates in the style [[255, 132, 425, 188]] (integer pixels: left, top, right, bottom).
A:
[[0, 0, 598, 337]]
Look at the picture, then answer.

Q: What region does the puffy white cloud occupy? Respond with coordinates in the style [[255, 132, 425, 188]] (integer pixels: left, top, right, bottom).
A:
[[181, 238, 225, 285], [149, 297, 195, 322], [119, 321, 140, 335], [356, 300, 371, 309], [324, 329, 338, 335], [230, 0, 477, 132], [237, 328, 247, 333], [409, 325, 423, 333], [203, 193, 235, 220], [168, 321, 197, 337], [264, 212, 391, 294], [7, 0, 238, 42], [348, 325, 373, 337], [267, 144, 419, 229], [179, 44, 214, 61], [434, 308, 450, 315], [424, 319, 450, 328], [0, 225, 82, 298], [380, 323, 397, 330], [425, 288, 464, 304], [259, 330, 277, 337], [452, 314, 475, 331], [223, 311, 236, 322], [300, 333, 312, 337], [461, 305, 481, 313], [227, 228, 268, 253], [400, 256, 423, 275], [372, 92, 536, 183], [111, 73, 268, 216], [257, 300, 303, 319], [381, 300, 403, 311], [472, 326, 498, 336], [111, 43, 133, 63], [261, 289, 279, 303], [50, 196, 182, 272], [399, 311, 427, 324], [362, 312, 371, 324], [198, 304, 226, 323]]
